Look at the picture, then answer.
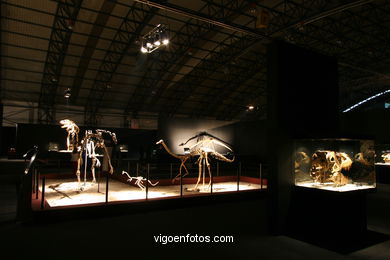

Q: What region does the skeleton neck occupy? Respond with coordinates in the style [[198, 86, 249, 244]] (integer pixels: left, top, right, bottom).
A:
[[160, 140, 183, 159]]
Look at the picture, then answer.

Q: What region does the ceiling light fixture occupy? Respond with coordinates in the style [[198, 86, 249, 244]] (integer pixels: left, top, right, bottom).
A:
[[64, 88, 71, 99], [140, 24, 169, 54]]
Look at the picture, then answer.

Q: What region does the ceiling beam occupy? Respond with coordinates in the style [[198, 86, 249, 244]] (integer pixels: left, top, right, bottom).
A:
[[84, 2, 158, 126], [70, 0, 117, 103], [133, 0, 269, 39], [124, 0, 254, 115], [38, 0, 83, 124]]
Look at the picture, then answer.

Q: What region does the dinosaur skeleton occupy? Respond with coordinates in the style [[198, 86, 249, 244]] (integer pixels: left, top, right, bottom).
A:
[[157, 132, 234, 191], [121, 171, 159, 190], [310, 150, 352, 186], [76, 129, 117, 188], [60, 119, 79, 151], [60, 120, 117, 190]]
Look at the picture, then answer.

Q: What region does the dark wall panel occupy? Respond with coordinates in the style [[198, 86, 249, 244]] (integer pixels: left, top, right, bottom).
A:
[[267, 40, 339, 235]]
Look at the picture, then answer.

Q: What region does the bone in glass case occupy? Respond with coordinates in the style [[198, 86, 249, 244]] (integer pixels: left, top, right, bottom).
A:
[[375, 144, 390, 165], [294, 138, 376, 192]]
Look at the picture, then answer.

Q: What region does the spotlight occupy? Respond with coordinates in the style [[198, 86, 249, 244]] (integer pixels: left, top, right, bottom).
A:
[[161, 31, 169, 45], [248, 105, 255, 110], [64, 88, 71, 99], [154, 33, 161, 46], [67, 19, 74, 30], [140, 24, 169, 53]]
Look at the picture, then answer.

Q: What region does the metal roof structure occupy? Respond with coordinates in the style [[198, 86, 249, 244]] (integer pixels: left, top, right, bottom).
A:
[[2, 0, 390, 126]]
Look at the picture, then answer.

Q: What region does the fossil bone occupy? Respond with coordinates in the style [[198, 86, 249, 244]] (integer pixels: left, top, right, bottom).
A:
[[382, 153, 390, 163], [310, 150, 352, 186]]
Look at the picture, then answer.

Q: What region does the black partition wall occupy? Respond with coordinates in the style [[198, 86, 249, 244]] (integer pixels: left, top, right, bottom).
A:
[[267, 40, 340, 235]]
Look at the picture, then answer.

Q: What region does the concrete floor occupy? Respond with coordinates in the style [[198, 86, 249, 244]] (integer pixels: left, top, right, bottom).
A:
[[0, 183, 390, 259]]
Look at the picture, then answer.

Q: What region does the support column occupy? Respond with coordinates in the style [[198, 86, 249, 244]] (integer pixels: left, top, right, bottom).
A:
[[267, 40, 339, 235]]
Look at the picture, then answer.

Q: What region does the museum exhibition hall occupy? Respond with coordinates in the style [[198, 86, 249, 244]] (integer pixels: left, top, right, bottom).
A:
[[1, 0, 390, 259]]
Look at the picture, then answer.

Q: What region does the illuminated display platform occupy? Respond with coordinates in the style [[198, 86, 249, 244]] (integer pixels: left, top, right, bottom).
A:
[[41, 179, 262, 207], [296, 182, 374, 192]]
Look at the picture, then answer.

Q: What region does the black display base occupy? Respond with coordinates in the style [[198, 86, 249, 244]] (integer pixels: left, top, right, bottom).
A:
[[0, 159, 32, 222], [287, 186, 374, 253], [376, 165, 390, 184], [30, 190, 266, 224]]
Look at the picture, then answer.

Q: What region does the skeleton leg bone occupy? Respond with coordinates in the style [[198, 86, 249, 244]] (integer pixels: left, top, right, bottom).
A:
[[205, 153, 212, 189], [76, 154, 82, 186], [188, 154, 203, 192], [66, 132, 71, 151], [103, 145, 114, 174], [172, 158, 190, 183], [91, 158, 96, 183]]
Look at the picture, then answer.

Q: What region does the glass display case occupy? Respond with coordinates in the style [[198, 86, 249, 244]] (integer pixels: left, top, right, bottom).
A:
[[294, 138, 376, 192], [375, 144, 390, 165]]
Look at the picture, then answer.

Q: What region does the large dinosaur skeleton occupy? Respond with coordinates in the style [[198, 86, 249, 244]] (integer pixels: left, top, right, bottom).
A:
[[60, 120, 117, 189], [76, 129, 117, 188], [60, 119, 79, 151], [157, 132, 234, 191], [121, 171, 159, 190]]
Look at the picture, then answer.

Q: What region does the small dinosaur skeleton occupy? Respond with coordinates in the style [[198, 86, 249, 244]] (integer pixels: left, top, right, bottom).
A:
[[121, 171, 159, 190], [60, 120, 118, 190], [60, 119, 79, 151]]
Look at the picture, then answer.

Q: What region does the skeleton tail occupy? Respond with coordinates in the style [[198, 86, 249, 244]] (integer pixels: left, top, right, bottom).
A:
[[148, 180, 159, 186], [210, 151, 235, 162]]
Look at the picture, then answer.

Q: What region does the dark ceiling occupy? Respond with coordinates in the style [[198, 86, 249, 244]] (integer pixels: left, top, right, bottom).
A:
[[2, 0, 390, 125]]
